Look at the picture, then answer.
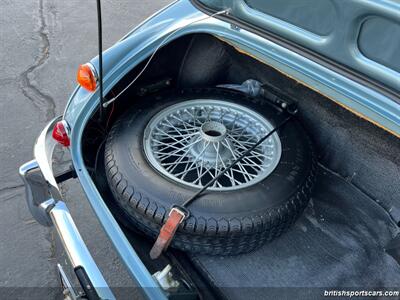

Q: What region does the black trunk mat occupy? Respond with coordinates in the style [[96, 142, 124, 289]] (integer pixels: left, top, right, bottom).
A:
[[189, 166, 400, 299]]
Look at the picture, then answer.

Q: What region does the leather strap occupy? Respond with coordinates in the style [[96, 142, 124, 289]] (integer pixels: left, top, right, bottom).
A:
[[149, 208, 186, 260]]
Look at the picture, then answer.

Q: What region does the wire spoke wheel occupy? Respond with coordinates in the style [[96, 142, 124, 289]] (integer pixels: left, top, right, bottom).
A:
[[106, 89, 315, 255], [144, 99, 282, 190]]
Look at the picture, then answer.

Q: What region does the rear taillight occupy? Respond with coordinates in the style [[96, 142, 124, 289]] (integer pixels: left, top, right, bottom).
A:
[[52, 120, 70, 147], [77, 63, 97, 92]]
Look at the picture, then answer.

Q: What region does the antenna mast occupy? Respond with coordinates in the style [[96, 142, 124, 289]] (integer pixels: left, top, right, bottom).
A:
[[96, 0, 104, 122]]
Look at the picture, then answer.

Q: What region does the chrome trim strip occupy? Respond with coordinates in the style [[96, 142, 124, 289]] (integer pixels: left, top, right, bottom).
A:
[[19, 116, 116, 299], [49, 201, 115, 300], [33, 116, 63, 201], [19, 160, 55, 226], [86, 62, 99, 84], [57, 263, 79, 300], [18, 116, 63, 225]]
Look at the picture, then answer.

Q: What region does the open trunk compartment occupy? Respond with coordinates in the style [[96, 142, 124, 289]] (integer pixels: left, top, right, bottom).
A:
[[83, 33, 400, 297], [191, 166, 400, 298]]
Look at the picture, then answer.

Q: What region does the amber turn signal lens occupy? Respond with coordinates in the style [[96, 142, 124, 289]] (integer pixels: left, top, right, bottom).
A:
[[77, 64, 97, 92]]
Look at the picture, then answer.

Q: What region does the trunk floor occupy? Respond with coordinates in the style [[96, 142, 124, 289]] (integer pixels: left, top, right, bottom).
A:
[[189, 166, 400, 299]]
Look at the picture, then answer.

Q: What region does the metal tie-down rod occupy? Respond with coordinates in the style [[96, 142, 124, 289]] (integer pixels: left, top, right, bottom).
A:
[[93, 1, 295, 259], [150, 114, 294, 259]]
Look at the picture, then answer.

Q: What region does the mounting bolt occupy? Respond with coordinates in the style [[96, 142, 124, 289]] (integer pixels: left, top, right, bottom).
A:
[[152, 264, 180, 291]]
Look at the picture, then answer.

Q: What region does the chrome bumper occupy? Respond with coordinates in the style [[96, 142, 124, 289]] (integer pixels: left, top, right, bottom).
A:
[[19, 117, 115, 300]]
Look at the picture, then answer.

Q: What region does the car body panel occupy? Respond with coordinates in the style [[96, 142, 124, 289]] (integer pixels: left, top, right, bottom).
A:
[[197, 0, 400, 93], [63, 0, 400, 290], [65, 0, 400, 137], [21, 0, 400, 298]]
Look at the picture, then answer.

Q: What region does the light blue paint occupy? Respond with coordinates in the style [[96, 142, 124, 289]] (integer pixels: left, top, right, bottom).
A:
[[63, 0, 400, 294]]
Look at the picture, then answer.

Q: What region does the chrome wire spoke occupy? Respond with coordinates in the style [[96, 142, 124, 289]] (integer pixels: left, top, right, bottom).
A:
[[154, 135, 202, 160], [153, 130, 199, 138], [144, 99, 282, 191], [165, 146, 193, 173], [176, 141, 211, 179]]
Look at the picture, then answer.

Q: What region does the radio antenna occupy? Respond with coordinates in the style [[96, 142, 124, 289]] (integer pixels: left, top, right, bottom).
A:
[[96, 0, 105, 122], [102, 8, 230, 108]]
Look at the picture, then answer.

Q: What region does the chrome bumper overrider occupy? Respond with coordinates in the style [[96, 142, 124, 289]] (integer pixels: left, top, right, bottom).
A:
[[19, 117, 115, 300]]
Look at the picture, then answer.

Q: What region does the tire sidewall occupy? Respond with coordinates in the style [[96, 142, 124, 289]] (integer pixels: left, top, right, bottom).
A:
[[106, 89, 313, 222]]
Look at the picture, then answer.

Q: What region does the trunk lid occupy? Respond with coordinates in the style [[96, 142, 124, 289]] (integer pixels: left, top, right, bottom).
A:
[[196, 0, 400, 95]]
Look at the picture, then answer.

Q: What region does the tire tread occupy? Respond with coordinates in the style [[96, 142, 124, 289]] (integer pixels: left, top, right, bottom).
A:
[[104, 88, 317, 255]]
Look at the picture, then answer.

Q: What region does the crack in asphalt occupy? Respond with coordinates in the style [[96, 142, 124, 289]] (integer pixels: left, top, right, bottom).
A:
[[17, 0, 65, 268], [19, 0, 56, 121], [0, 184, 24, 202], [0, 184, 24, 194]]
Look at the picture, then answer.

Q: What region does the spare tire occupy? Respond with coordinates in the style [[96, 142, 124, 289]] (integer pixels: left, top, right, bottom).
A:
[[104, 88, 316, 255]]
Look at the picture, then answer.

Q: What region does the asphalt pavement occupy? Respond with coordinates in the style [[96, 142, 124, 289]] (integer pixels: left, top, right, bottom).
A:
[[0, 0, 170, 298]]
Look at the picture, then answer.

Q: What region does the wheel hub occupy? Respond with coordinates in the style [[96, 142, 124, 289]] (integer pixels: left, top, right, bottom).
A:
[[200, 121, 227, 142], [143, 99, 282, 191], [189, 121, 233, 167]]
